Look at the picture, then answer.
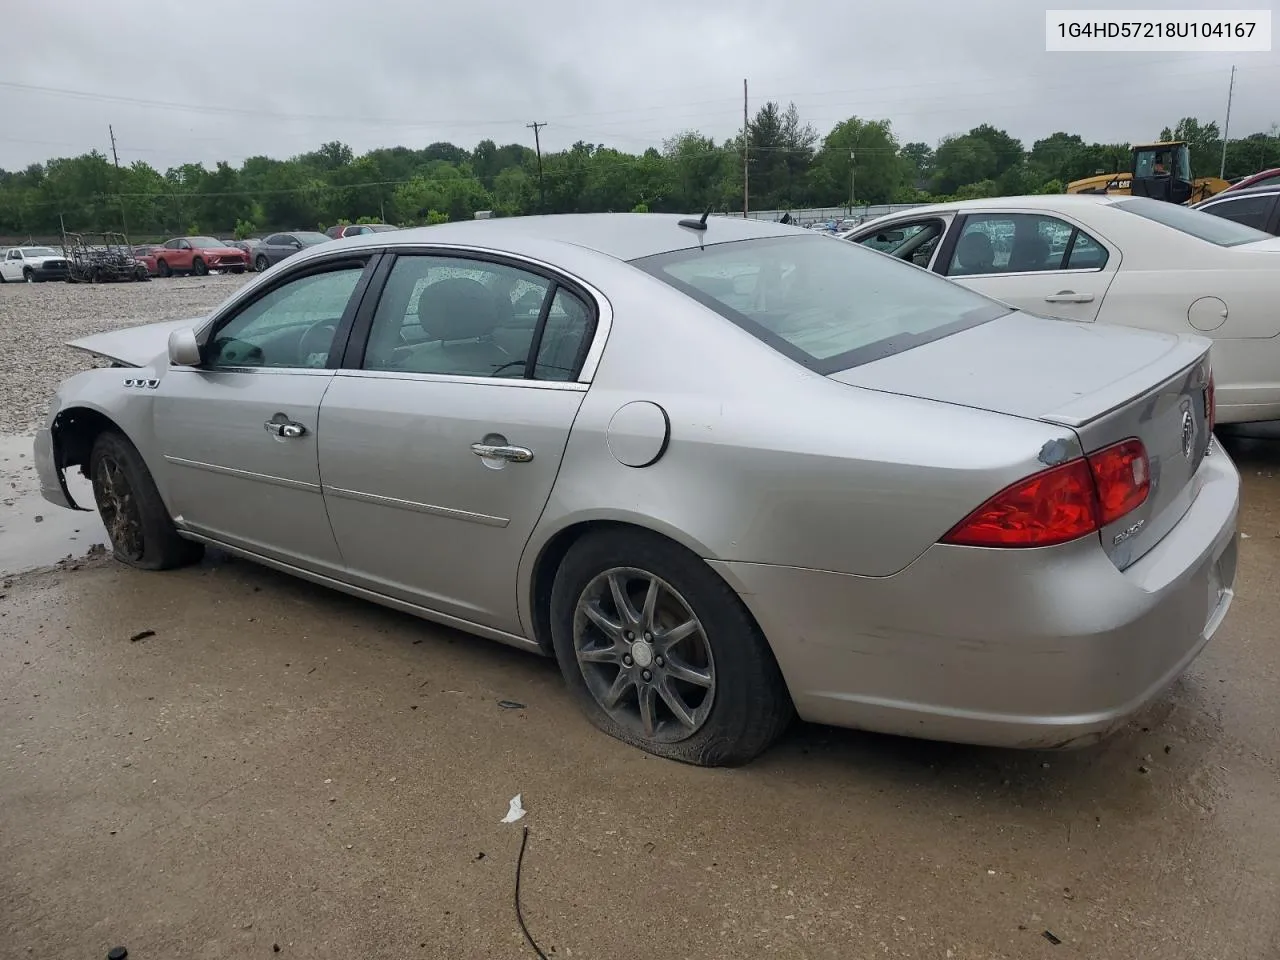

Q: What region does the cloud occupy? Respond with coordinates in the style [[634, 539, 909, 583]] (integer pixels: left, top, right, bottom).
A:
[[1, 0, 1276, 171]]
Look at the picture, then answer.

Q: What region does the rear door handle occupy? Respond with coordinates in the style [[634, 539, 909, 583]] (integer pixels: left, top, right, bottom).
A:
[[1044, 291, 1095, 303], [471, 442, 534, 463]]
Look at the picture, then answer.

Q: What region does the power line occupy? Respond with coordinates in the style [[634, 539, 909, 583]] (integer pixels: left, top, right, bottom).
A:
[[526, 121, 547, 212]]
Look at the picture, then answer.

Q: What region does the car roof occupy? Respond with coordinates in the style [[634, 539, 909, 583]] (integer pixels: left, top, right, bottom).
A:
[[877, 195, 1121, 218], [1201, 183, 1280, 201], [328, 213, 801, 262]]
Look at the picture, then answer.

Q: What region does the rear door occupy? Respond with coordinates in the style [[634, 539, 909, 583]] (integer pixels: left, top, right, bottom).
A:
[[317, 249, 599, 635], [152, 253, 380, 573], [937, 211, 1119, 322]]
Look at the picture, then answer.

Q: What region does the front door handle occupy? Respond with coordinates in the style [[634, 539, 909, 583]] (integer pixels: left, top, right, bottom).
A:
[[471, 442, 534, 463], [1044, 290, 1095, 303], [264, 416, 307, 438]]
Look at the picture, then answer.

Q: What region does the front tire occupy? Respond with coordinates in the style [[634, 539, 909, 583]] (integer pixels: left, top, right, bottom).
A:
[[89, 430, 204, 571], [23, 267, 34, 283], [549, 529, 793, 766], [191, 257, 208, 276], [156, 259, 172, 278]]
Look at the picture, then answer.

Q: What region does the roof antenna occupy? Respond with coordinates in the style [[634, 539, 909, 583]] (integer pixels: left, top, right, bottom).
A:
[[678, 205, 713, 231]]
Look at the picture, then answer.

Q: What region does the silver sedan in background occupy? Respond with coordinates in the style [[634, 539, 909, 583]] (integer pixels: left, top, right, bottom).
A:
[[35, 214, 1238, 765]]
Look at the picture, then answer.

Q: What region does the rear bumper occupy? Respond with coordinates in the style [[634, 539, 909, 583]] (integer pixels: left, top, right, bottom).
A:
[[713, 451, 1240, 749]]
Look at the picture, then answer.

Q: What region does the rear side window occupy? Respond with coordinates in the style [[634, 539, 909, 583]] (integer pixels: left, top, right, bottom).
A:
[[1113, 196, 1271, 246], [1200, 194, 1275, 231], [633, 234, 1009, 374]]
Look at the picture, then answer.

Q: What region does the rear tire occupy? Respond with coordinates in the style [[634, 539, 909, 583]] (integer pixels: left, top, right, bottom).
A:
[[191, 257, 207, 276], [89, 430, 204, 571], [255, 255, 269, 272], [549, 529, 793, 767]]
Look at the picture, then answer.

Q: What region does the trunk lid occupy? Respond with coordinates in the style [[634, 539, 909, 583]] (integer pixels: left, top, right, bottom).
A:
[[832, 312, 1214, 569], [66, 316, 206, 367]]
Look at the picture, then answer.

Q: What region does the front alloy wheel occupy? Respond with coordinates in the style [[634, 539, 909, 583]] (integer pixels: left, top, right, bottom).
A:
[[92, 453, 145, 562], [573, 567, 715, 743]]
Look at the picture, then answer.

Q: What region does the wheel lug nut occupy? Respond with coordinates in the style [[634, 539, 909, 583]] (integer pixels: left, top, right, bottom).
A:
[[655, 656, 664, 667], [623, 655, 633, 666], [643, 632, 652, 641], [642, 670, 652, 682], [626, 632, 634, 641]]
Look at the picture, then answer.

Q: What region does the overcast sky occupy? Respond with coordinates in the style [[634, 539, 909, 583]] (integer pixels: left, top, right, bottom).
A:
[[1, 0, 1277, 172]]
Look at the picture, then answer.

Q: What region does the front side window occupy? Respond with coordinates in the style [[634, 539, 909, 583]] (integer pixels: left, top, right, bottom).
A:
[[854, 219, 947, 268], [1112, 196, 1272, 246], [206, 266, 365, 369], [633, 234, 1008, 374], [362, 255, 593, 380], [1200, 194, 1275, 231], [164, 239, 181, 250]]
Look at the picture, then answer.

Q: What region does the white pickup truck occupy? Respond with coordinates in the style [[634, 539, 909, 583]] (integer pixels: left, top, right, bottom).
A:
[[0, 245, 70, 283]]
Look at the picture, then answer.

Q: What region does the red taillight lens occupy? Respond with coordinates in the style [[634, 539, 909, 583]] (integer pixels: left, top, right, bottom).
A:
[[1087, 439, 1150, 526], [941, 458, 1100, 548], [941, 438, 1150, 549]]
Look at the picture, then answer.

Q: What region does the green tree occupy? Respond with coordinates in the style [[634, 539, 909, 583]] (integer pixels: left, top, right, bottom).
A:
[[812, 117, 903, 206]]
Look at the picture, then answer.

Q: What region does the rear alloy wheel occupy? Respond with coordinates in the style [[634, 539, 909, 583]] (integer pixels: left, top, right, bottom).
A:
[[255, 255, 269, 272], [89, 431, 204, 570], [191, 257, 208, 276], [550, 529, 793, 766]]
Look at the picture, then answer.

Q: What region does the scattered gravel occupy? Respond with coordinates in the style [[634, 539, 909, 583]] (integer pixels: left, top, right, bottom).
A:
[[0, 274, 252, 436]]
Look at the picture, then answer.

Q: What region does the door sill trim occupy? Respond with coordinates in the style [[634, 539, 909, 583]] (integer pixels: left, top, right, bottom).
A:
[[177, 531, 543, 655]]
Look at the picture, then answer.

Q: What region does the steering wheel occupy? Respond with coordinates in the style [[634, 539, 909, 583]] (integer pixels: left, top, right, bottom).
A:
[[298, 319, 339, 367]]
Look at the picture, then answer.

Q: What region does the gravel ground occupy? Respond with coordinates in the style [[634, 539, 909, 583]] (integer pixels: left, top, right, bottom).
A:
[[0, 274, 252, 436]]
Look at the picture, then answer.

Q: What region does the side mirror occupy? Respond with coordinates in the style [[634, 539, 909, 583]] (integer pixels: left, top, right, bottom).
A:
[[168, 327, 201, 366]]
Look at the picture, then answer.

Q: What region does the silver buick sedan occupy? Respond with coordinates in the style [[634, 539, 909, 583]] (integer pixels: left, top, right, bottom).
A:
[[35, 214, 1239, 766]]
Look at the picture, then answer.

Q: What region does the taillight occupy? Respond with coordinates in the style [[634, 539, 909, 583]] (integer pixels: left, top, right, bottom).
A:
[[1087, 439, 1149, 525], [941, 458, 1100, 548], [941, 438, 1150, 549]]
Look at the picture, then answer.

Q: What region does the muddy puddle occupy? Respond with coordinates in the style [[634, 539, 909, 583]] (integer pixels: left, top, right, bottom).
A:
[[0, 434, 106, 576]]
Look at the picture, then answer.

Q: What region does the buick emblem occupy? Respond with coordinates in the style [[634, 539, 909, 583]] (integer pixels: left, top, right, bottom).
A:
[[1181, 410, 1194, 459]]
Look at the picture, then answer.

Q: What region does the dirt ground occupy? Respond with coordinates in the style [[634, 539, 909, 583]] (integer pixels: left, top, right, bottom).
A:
[[2, 281, 1279, 959]]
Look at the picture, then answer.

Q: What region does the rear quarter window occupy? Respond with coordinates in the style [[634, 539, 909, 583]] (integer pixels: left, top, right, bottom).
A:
[[1113, 196, 1272, 246]]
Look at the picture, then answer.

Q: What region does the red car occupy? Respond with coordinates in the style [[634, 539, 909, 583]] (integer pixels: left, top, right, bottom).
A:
[[132, 245, 161, 277], [153, 236, 248, 276], [1218, 167, 1280, 195]]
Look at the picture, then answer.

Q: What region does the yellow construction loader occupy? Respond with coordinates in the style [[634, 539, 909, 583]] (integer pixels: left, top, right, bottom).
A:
[[1066, 141, 1230, 204]]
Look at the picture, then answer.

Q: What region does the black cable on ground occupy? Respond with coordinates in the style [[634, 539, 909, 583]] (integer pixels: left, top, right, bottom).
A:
[[515, 825, 550, 959]]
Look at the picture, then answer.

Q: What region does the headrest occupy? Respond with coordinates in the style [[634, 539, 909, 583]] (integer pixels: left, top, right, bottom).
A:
[[417, 277, 504, 341]]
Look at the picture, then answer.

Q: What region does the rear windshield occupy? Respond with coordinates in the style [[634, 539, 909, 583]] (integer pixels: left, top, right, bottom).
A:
[[632, 234, 1009, 373], [1112, 196, 1271, 246]]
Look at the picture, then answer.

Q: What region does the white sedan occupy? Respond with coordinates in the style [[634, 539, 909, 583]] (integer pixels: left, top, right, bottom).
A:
[[841, 195, 1280, 424]]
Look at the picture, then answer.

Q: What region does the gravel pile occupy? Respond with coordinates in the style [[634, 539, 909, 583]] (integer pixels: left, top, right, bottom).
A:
[[0, 274, 251, 437]]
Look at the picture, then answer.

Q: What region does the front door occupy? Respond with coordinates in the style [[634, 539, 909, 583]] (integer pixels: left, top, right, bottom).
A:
[[152, 258, 375, 573], [1, 249, 23, 281], [938, 211, 1119, 323], [318, 251, 598, 634]]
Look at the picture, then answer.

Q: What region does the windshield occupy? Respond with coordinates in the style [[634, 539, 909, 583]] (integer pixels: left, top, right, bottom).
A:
[[1112, 197, 1272, 246], [297, 232, 330, 244], [21, 247, 57, 257], [188, 236, 228, 248], [632, 234, 1010, 374]]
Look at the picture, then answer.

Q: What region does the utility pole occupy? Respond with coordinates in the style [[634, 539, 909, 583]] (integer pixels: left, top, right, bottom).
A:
[[849, 148, 856, 216], [742, 79, 749, 216], [1219, 65, 1236, 179], [108, 124, 129, 237], [526, 121, 547, 213]]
